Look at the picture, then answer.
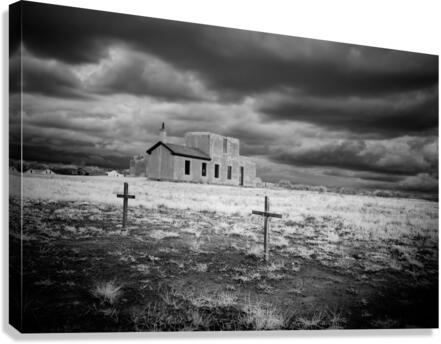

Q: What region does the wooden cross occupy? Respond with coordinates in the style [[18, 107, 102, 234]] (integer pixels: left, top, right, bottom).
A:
[[252, 196, 282, 262], [117, 182, 135, 229]]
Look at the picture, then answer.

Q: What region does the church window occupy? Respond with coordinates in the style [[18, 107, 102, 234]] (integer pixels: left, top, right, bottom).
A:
[[185, 160, 191, 175], [227, 166, 232, 180]]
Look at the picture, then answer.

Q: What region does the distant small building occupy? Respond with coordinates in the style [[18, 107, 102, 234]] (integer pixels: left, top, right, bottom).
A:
[[107, 170, 123, 178], [24, 168, 55, 175], [143, 123, 256, 186], [9, 166, 19, 174], [25, 168, 45, 174]]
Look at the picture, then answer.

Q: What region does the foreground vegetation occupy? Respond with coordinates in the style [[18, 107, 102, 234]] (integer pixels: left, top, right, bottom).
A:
[[9, 174, 438, 331]]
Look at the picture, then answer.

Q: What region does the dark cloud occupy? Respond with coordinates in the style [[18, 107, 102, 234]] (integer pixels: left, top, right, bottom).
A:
[[10, 143, 129, 169], [25, 113, 109, 134], [268, 137, 438, 176], [227, 126, 278, 147], [259, 86, 438, 137], [18, 2, 438, 100], [323, 168, 438, 193], [322, 169, 405, 183], [398, 173, 438, 193], [87, 50, 212, 102], [9, 51, 88, 99]]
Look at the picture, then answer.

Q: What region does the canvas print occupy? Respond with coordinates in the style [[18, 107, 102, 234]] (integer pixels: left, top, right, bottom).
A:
[[9, 1, 439, 333]]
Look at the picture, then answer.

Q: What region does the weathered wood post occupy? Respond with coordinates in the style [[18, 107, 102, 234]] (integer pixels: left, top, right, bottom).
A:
[[122, 183, 128, 228], [252, 196, 282, 262], [117, 182, 135, 229], [264, 196, 270, 261]]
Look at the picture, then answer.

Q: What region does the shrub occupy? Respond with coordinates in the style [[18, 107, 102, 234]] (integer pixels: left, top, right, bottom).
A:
[[92, 280, 123, 304], [278, 179, 293, 189], [373, 189, 394, 198], [242, 300, 286, 330]]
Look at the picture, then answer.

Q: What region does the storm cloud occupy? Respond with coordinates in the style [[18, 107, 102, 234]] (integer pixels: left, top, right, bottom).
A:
[[268, 136, 438, 176], [14, 2, 438, 100], [10, 1, 439, 195], [10, 50, 88, 99], [259, 86, 438, 137]]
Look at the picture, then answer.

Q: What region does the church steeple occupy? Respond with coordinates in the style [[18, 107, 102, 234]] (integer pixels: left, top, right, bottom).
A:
[[159, 122, 167, 142]]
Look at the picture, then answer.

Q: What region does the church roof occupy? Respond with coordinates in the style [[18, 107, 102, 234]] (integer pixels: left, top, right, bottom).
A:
[[146, 141, 211, 161]]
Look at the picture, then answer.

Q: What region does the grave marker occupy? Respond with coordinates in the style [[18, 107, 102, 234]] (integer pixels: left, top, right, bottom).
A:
[[117, 182, 135, 229], [252, 196, 282, 262]]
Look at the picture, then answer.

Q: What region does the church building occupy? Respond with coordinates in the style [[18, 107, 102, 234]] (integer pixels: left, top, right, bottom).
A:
[[132, 124, 256, 187]]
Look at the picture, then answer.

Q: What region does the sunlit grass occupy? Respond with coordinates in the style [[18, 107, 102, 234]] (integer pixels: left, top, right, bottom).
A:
[[16, 174, 437, 247]]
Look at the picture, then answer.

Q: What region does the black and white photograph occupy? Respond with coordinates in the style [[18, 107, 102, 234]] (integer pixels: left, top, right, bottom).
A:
[[8, 0, 439, 333]]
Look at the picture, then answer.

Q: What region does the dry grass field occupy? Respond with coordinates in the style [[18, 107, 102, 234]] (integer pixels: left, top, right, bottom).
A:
[[9, 173, 438, 331]]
